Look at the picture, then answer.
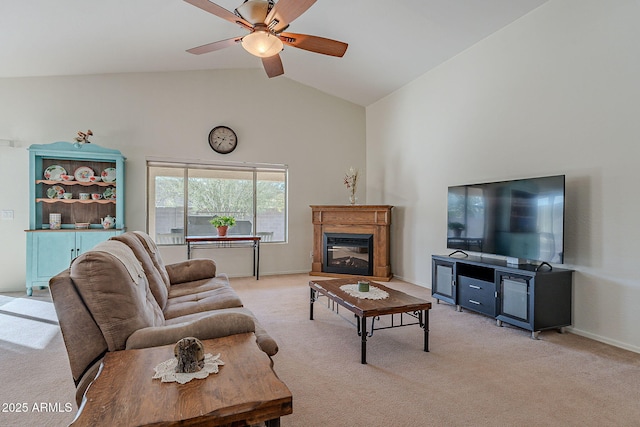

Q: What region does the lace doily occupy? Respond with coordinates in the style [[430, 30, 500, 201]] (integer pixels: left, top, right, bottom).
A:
[[153, 353, 224, 384], [340, 284, 389, 300]]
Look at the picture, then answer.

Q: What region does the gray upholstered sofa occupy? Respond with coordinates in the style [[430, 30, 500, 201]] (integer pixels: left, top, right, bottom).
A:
[[50, 231, 277, 405]]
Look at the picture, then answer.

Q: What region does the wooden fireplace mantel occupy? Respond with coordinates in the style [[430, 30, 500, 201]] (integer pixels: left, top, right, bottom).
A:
[[310, 205, 393, 281]]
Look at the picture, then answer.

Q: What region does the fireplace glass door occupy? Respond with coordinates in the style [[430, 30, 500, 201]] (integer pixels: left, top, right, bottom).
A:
[[323, 233, 373, 276]]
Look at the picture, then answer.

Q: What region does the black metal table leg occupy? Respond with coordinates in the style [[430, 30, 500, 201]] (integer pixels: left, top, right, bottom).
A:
[[265, 417, 281, 427], [309, 288, 315, 320], [253, 240, 260, 280], [424, 309, 429, 352], [361, 316, 367, 364]]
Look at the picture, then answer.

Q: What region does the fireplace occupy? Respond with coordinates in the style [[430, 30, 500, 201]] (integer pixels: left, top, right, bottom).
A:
[[310, 205, 393, 281], [323, 233, 373, 276]]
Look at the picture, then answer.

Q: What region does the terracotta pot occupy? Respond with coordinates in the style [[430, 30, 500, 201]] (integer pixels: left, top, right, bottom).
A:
[[216, 226, 228, 237]]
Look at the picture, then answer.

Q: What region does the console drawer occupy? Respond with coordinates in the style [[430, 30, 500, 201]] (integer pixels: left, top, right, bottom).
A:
[[458, 276, 496, 316]]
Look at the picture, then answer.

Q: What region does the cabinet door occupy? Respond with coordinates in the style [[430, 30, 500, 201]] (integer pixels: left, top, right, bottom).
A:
[[77, 231, 116, 255], [496, 273, 532, 330], [29, 232, 76, 285], [432, 259, 456, 304]]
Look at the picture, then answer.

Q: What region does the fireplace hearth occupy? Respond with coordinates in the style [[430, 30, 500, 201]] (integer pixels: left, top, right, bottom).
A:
[[323, 233, 373, 276]]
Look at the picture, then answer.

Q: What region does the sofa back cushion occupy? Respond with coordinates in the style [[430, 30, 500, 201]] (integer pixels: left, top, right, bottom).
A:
[[111, 232, 169, 310], [70, 240, 165, 351], [133, 231, 172, 289]]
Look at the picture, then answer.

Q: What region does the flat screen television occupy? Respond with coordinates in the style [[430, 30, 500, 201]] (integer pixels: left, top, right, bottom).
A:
[[447, 175, 565, 264]]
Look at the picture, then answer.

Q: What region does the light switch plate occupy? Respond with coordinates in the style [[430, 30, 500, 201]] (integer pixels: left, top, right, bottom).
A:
[[1, 210, 14, 220]]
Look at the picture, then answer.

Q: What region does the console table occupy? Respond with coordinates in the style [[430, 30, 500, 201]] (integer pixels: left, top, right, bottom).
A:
[[186, 235, 261, 279], [432, 255, 573, 339], [71, 333, 292, 426]]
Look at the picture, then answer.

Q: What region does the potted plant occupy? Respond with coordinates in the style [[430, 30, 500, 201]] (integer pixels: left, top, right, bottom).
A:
[[448, 221, 465, 237], [209, 216, 236, 237]]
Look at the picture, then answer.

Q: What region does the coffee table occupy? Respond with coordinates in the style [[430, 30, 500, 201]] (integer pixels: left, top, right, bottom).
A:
[[309, 278, 432, 364], [71, 333, 292, 426]]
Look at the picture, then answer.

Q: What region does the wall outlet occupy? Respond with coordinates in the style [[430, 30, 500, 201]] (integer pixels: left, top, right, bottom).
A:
[[310, 251, 314, 259], [1, 210, 14, 220]]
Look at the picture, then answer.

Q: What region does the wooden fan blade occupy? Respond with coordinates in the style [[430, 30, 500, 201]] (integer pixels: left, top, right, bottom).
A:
[[184, 0, 252, 29], [265, 0, 316, 32], [262, 54, 284, 78], [280, 32, 348, 57], [187, 36, 242, 55]]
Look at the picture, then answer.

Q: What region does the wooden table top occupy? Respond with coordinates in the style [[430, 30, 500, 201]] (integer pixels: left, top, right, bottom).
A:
[[309, 277, 432, 317], [71, 333, 292, 427]]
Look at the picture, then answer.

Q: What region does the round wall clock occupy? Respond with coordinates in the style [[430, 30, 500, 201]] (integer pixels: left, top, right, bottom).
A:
[[208, 126, 238, 154]]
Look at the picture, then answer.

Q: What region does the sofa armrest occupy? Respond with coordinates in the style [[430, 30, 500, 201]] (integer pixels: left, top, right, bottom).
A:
[[165, 259, 217, 285], [125, 311, 254, 349]]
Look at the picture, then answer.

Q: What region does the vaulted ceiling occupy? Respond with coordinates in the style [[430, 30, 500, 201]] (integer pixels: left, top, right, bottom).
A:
[[0, 0, 547, 106]]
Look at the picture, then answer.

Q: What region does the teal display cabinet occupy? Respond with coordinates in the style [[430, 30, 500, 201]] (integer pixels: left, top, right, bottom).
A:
[[26, 141, 126, 295]]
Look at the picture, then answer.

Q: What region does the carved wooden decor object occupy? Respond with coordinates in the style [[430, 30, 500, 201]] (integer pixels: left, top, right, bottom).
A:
[[174, 337, 205, 373]]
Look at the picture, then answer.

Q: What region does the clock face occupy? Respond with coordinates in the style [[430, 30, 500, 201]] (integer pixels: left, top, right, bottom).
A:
[[208, 126, 238, 154]]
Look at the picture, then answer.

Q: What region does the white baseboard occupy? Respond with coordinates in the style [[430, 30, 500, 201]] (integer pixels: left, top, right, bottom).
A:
[[226, 269, 310, 278], [565, 327, 640, 354], [391, 274, 430, 289]]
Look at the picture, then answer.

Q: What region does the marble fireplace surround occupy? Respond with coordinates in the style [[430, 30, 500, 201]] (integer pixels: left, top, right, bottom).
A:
[[310, 205, 393, 281]]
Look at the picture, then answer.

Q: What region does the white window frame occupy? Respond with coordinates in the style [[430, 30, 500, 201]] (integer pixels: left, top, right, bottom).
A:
[[147, 157, 288, 245]]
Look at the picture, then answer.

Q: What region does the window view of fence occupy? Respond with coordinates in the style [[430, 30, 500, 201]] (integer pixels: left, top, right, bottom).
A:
[[148, 162, 287, 245]]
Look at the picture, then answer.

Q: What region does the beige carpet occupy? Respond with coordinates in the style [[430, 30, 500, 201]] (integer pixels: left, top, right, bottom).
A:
[[1, 274, 639, 426]]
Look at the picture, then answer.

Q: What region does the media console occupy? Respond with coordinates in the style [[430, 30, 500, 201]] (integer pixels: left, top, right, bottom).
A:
[[432, 254, 573, 339]]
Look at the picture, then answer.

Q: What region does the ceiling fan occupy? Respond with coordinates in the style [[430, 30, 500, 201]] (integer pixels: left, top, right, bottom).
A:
[[184, 0, 348, 78]]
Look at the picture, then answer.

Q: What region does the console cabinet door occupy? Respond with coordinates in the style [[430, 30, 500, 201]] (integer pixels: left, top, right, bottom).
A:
[[432, 258, 456, 304], [496, 272, 532, 331]]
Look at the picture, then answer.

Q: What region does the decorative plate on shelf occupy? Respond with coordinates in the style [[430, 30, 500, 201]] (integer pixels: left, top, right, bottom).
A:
[[43, 165, 66, 181], [46, 185, 65, 199], [74, 166, 95, 182], [103, 187, 116, 199], [101, 167, 116, 182]]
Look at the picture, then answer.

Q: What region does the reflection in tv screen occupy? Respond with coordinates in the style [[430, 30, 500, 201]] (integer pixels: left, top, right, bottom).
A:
[[447, 175, 565, 264]]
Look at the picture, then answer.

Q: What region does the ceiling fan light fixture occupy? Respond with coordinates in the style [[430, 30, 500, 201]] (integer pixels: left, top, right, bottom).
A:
[[242, 30, 283, 58], [235, 0, 273, 25]]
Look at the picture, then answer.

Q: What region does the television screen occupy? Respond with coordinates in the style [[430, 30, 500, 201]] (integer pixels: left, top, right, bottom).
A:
[[447, 175, 565, 264]]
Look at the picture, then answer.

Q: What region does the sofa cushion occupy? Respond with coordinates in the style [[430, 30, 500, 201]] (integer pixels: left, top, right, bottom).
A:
[[167, 273, 231, 299], [111, 232, 169, 310], [163, 281, 243, 320], [165, 259, 218, 285], [126, 311, 255, 350], [70, 240, 165, 351], [165, 307, 278, 356], [133, 231, 172, 288]]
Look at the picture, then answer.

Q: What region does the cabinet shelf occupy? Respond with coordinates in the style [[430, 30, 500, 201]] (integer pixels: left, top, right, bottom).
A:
[[36, 198, 116, 204], [36, 180, 116, 187]]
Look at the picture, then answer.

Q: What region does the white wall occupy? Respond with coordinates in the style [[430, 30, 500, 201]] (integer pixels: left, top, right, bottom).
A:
[[366, 0, 640, 352], [0, 69, 365, 291]]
